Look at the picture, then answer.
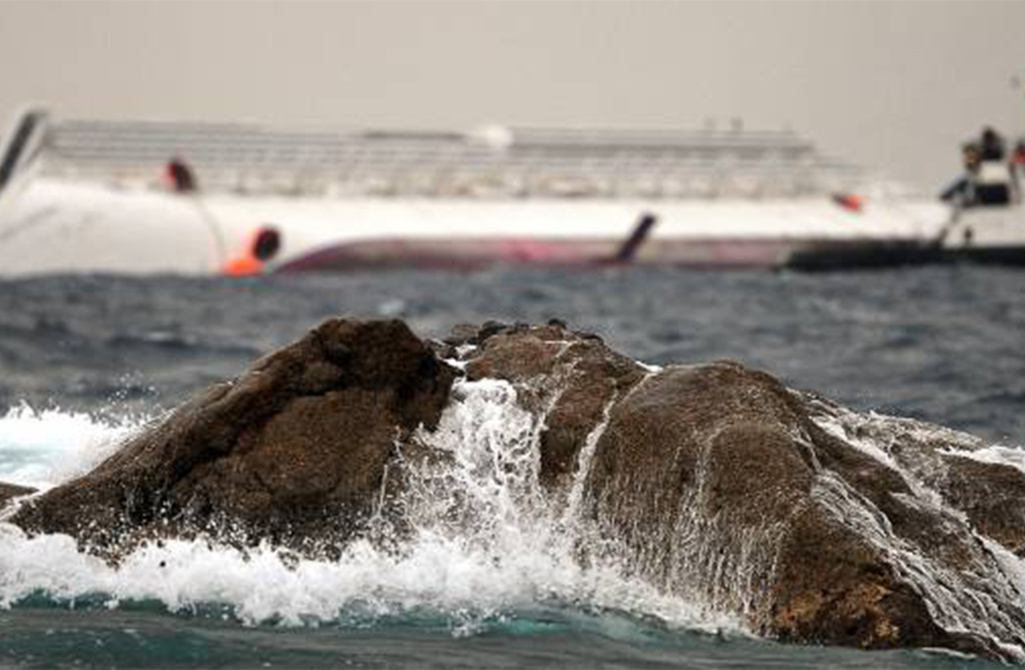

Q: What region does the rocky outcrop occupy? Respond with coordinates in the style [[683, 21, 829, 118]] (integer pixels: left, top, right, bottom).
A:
[[450, 324, 1025, 660], [577, 363, 1018, 657], [11, 318, 455, 554], [442, 320, 646, 489], [0, 482, 36, 511], [9, 318, 1025, 660], [806, 397, 1025, 558]]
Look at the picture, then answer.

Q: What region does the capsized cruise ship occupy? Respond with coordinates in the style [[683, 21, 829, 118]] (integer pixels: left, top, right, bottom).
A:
[[0, 108, 1020, 276]]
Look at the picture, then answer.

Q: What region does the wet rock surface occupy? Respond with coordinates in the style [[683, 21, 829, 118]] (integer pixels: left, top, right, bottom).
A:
[[806, 397, 1025, 559], [449, 320, 646, 488], [9, 318, 1025, 660], [11, 318, 455, 553], [0, 482, 36, 511]]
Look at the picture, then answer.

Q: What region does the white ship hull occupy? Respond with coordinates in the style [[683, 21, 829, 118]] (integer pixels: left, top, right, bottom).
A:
[[1, 111, 1022, 276], [0, 177, 966, 276]]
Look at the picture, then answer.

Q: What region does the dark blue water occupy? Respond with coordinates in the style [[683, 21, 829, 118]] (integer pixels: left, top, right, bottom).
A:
[[0, 266, 1022, 668], [1, 266, 1022, 442]]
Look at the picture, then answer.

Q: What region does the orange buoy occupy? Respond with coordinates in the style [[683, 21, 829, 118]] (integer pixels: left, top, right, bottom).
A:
[[832, 193, 864, 213], [222, 255, 264, 277], [222, 226, 281, 277]]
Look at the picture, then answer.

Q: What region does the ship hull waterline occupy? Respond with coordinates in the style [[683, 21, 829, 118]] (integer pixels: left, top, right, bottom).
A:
[[1, 179, 1023, 275], [271, 237, 971, 273]]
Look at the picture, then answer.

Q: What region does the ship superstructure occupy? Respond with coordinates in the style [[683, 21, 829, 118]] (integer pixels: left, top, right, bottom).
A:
[[0, 108, 1017, 275], [33, 116, 878, 200]]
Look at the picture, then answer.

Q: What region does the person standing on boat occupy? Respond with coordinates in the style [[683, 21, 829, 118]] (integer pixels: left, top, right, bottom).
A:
[[980, 127, 1007, 161], [963, 143, 982, 174], [943, 130, 1014, 207], [973, 127, 1012, 205]]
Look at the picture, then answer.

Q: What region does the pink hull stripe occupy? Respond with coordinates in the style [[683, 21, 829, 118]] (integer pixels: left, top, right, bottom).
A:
[[274, 237, 801, 272]]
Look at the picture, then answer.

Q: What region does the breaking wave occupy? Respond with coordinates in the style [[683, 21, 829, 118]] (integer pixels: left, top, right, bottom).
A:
[[4, 379, 1025, 663], [0, 404, 145, 491], [0, 385, 737, 638]]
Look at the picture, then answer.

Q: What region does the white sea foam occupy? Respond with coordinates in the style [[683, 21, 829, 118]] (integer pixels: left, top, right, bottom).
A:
[[4, 382, 1025, 655], [0, 404, 145, 490], [0, 523, 731, 634], [815, 411, 899, 471], [0, 385, 739, 636], [940, 444, 1025, 478]]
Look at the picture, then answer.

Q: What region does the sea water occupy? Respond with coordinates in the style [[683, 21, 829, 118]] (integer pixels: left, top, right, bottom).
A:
[[0, 266, 1022, 668]]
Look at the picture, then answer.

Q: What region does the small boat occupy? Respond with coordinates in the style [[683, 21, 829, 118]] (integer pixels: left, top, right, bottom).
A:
[[0, 107, 1021, 276]]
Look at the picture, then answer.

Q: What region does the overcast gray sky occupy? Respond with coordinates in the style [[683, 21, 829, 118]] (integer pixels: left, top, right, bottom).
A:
[[1, 1, 1023, 190]]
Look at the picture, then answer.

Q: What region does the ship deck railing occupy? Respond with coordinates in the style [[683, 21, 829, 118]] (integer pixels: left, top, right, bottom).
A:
[[16, 113, 893, 200]]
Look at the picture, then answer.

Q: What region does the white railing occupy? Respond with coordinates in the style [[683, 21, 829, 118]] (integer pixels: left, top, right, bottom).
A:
[[28, 115, 875, 200]]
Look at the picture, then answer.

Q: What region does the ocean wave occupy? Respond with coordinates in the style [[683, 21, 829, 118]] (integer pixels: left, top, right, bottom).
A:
[[0, 390, 739, 638], [0, 525, 737, 637], [0, 404, 145, 490]]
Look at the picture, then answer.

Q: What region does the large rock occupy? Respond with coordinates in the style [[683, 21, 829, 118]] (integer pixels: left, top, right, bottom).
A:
[[9, 318, 1025, 660], [579, 362, 1025, 659], [452, 324, 1025, 660], [11, 318, 455, 554]]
